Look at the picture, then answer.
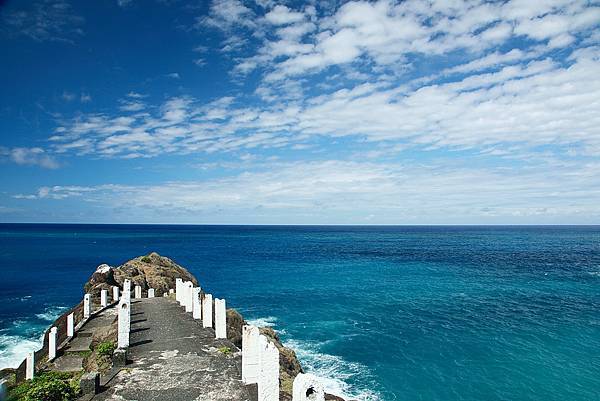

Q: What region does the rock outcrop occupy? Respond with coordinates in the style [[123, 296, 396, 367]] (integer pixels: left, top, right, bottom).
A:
[[84, 252, 198, 301]]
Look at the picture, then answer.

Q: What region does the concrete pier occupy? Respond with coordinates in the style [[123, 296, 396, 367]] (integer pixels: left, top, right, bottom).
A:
[[215, 298, 226, 339]]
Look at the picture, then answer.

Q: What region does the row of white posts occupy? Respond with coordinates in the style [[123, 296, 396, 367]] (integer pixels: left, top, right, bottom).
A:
[[29, 282, 127, 380], [174, 278, 227, 339]]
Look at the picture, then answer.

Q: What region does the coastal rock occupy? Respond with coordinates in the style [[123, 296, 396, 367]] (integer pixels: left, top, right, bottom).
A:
[[84, 252, 198, 299], [226, 308, 245, 348]]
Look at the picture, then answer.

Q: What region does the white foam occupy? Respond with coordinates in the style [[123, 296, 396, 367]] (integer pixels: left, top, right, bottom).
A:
[[246, 316, 278, 327], [0, 334, 41, 369], [35, 306, 68, 322]]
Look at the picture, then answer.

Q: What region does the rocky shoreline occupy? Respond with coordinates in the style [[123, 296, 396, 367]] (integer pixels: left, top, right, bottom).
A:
[[0, 252, 348, 401]]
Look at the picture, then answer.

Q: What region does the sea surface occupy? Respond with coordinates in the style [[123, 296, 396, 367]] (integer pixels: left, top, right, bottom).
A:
[[0, 224, 599, 400]]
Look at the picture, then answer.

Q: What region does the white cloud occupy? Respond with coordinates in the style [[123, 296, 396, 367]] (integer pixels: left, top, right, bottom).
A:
[[11, 160, 600, 223], [265, 5, 305, 25], [0, 147, 60, 169]]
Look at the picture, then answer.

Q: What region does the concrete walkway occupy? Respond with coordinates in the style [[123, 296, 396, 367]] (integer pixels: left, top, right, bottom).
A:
[[93, 297, 252, 401]]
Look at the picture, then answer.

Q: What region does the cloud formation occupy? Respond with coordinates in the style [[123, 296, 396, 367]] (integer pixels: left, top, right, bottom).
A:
[[0, 147, 60, 169]]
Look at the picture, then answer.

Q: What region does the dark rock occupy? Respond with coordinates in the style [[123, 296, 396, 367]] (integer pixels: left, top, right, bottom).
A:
[[80, 371, 100, 395], [113, 349, 127, 368], [226, 309, 245, 348]]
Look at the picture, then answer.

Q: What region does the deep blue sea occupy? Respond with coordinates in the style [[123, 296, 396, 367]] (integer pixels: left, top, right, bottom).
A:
[[0, 224, 599, 400]]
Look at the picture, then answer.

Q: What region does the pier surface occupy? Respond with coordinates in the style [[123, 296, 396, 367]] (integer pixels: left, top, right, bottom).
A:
[[93, 297, 252, 401]]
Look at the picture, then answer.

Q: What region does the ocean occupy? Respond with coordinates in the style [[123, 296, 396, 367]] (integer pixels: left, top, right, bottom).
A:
[[0, 224, 598, 400]]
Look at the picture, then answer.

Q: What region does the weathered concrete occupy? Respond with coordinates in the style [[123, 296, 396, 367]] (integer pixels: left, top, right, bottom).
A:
[[202, 294, 213, 328], [81, 372, 100, 395], [258, 335, 279, 401], [293, 373, 325, 401], [52, 355, 85, 373], [242, 325, 260, 384], [192, 287, 202, 320], [93, 297, 251, 401], [84, 294, 91, 318], [26, 352, 34, 380], [215, 298, 226, 339], [118, 300, 130, 349], [48, 327, 58, 361]]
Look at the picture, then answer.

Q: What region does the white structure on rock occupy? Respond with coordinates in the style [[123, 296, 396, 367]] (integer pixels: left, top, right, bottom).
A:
[[258, 335, 280, 401], [123, 280, 131, 303], [242, 325, 260, 384], [148, 288, 155, 298], [214, 298, 226, 339], [134, 285, 142, 299], [48, 327, 58, 361], [112, 286, 119, 302], [175, 278, 182, 304], [192, 287, 202, 320], [292, 373, 325, 401], [83, 294, 91, 318], [202, 294, 213, 328], [67, 312, 74, 337]]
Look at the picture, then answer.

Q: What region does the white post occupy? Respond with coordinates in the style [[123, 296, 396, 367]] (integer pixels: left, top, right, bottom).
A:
[[163, 292, 168, 297], [118, 300, 130, 349], [134, 285, 141, 299], [123, 280, 131, 303], [101, 289, 108, 307], [83, 294, 91, 318], [67, 313, 74, 337], [185, 282, 193, 313], [192, 287, 202, 320], [242, 325, 260, 384], [292, 373, 325, 401], [26, 352, 34, 380], [215, 298, 226, 339], [175, 278, 182, 304], [148, 288, 155, 298], [48, 327, 57, 361], [258, 335, 280, 401], [113, 286, 119, 302], [169, 289, 174, 295], [202, 294, 213, 328]]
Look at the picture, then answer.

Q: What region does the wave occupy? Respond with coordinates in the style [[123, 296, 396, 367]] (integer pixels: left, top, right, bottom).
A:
[[34, 305, 69, 322], [0, 333, 41, 369], [248, 315, 381, 401]]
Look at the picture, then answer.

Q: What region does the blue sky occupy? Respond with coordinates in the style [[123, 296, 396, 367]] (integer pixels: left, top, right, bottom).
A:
[[0, 0, 599, 224]]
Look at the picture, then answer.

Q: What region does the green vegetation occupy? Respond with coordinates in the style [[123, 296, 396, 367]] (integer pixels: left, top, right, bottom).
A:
[[217, 346, 232, 355], [141, 256, 152, 263], [95, 341, 116, 357], [8, 371, 80, 401]]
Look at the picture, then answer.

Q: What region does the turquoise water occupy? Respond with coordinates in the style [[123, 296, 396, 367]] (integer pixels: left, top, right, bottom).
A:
[[0, 224, 599, 400]]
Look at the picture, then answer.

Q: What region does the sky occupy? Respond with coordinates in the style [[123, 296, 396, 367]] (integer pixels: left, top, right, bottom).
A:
[[0, 0, 599, 224]]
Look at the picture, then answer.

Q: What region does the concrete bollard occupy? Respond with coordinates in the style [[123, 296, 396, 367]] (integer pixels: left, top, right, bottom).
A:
[[148, 288, 155, 298], [48, 327, 58, 361], [175, 278, 182, 304], [185, 282, 193, 313], [258, 335, 280, 401], [214, 298, 226, 339], [117, 300, 131, 349], [83, 294, 91, 318], [292, 373, 325, 401], [202, 294, 213, 328], [26, 351, 34, 380], [169, 288, 174, 295], [242, 325, 260, 384], [192, 287, 202, 320], [67, 312, 74, 337], [113, 286, 119, 302], [123, 280, 131, 303], [101, 289, 108, 307], [134, 285, 142, 299]]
